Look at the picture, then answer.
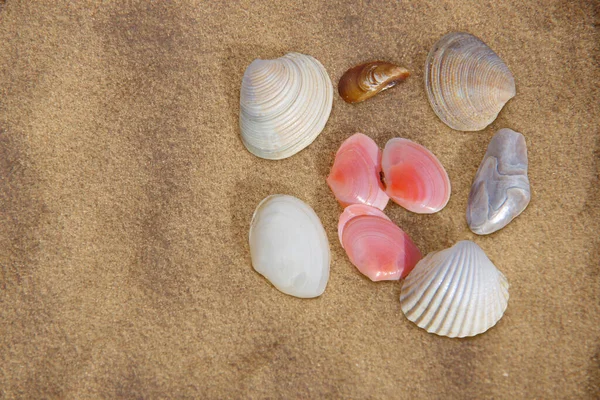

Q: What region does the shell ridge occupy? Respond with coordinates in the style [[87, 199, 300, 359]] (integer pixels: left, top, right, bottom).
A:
[[447, 242, 477, 337], [409, 248, 458, 326], [423, 242, 468, 333], [451, 242, 480, 337], [435, 242, 472, 336], [399, 252, 438, 304], [400, 253, 440, 313]]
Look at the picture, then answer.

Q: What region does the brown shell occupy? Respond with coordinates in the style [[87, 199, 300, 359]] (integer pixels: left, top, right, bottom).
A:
[[338, 61, 410, 104]]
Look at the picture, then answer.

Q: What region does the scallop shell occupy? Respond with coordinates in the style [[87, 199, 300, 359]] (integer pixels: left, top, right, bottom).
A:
[[425, 32, 516, 131], [338, 61, 410, 103], [381, 138, 451, 214], [240, 52, 333, 160], [327, 133, 389, 210], [341, 215, 422, 281], [249, 195, 330, 298], [400, 241, 509, 338], [467, 128, 531, 235]]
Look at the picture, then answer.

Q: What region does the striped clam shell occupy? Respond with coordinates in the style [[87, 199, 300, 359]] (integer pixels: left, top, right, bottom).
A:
[[240, 52, 333, 160], [400, 240, 509, 338], [425, 32, 516, 131]]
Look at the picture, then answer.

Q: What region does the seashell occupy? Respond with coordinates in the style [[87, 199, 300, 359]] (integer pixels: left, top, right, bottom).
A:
[[341, 215, 422, 281], [425, 32, 516, 131], [381, 138, 451, 214], [327, 133, 389, 210], [400, 241, 509, 338], [249, 195, 330, 298], [240, 52, 333, 160], [337, 204, 391, 247], [338, 61, 410, 103], [467, 128, 530, 235]]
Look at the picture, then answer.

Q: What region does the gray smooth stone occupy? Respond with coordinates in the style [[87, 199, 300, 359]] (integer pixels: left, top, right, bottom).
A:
[[467, 128, 531, 235]]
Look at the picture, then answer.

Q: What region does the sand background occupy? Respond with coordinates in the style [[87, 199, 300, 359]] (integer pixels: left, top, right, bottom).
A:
[[0, 1, 598, 398]]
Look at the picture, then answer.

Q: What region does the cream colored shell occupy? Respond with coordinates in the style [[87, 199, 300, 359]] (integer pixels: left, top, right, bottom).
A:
[[400, 241, 509, 338], [425, 32, 516, 131], [249, 195, 330, 298], [240, 52, 333, 160]]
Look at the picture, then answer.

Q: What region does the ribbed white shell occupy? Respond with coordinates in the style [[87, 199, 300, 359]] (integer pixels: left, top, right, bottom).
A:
[[425, 32, 516, 131], [400, 241, 509, 338], [240, 52, 333, 160], [249, 195, 330, 298]]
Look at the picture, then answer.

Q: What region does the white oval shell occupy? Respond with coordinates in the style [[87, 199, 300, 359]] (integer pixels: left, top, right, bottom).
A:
[[400, 240, 509, 338], [240, 52, 333, 160], [249, 195, 330, 298], [425, 32, 516, 131]]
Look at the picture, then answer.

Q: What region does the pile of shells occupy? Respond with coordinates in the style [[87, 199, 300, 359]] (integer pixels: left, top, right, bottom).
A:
[[243, 32, 530, 339]]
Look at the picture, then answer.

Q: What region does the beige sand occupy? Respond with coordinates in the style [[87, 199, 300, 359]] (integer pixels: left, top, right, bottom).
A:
[[0, 1, 598, 398]]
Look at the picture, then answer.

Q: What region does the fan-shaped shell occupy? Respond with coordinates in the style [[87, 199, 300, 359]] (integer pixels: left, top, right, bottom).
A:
[[341, 215, 422, 281], [381, 138, 451, 214], [240, 52, 333, 160], [337, 204, 391, 247], [467, 128, 531, 235], [425, 32, 516, 131], [400, 241, 509, 338], [327, 133, 389, 210], [249, 195, 330, 298]]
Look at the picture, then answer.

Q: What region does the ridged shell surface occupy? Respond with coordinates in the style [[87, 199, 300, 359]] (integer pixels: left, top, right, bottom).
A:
[[400, 241, 509, 338], [467, 128, 530, 235], [337, 204, 391, 247], [249, 195, 330, 298], [425, 32, 516, 131], [240, 52, 333, 160]]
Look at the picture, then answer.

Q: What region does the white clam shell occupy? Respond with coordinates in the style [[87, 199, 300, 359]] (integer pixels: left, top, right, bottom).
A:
[[425, 32, 516, 131], [249, 195, 330, 298], [240, 52, 333, 160], [400, 241, 509, 338]]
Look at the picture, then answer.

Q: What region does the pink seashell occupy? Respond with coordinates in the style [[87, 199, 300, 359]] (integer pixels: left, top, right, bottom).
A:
[[341, 215, 422, 281], [381, 138, 451, 214], [337, 204, 391, 247], [327, 133, 389, 210]]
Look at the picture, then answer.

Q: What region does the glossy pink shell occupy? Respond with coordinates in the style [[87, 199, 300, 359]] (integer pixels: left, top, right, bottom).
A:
[[381, 138, 451, 214], [327, 133, 389, 210], [341, 215, 422, 281], [337, 204, 391, 247]]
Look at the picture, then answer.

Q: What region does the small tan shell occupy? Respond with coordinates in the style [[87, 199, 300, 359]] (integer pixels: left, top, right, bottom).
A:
[[338, 61, 410, 103], [425, 32, 516, 131]]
